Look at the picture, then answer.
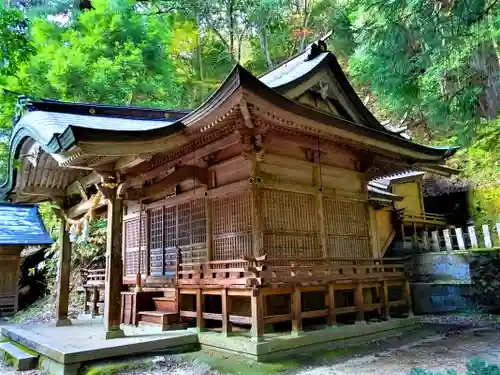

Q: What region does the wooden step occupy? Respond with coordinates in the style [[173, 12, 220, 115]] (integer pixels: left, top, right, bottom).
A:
[[152, 297, 176, 312], [0, 342, 38, 371], [137, 311, 180, 329]]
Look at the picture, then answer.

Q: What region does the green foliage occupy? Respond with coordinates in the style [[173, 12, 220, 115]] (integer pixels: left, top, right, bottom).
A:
[[0, 6, 34, 78], [450, 118, 500, 222], [410, 358, 500, 375]]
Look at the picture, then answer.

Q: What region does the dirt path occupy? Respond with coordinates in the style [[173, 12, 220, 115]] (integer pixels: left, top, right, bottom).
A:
[[294, 330, 500, 375]]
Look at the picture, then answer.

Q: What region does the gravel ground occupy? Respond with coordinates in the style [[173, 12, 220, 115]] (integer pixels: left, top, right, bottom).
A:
[[2, 315, 500, 375], [294, 329, 500, 375]]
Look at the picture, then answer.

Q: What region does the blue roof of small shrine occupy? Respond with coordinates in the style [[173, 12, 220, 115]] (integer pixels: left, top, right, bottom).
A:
[[0, 203, 53, 246]]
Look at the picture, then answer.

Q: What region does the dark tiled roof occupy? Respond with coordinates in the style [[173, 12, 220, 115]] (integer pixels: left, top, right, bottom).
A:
[[0, 203, 53, 245]]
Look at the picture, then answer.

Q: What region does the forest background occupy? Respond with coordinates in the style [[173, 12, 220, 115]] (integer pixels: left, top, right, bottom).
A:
[[0, 0, 499, 294]]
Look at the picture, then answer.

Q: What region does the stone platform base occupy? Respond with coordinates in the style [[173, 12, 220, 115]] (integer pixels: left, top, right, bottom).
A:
[[198, 317, 420, 361], [1, 318, 198, 375]]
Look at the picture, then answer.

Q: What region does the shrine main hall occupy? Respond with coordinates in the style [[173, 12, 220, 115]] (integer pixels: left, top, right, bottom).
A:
[[0, 40, 457, 362]]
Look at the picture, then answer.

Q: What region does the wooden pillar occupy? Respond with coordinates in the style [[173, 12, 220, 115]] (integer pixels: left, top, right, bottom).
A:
[[404, 279, 413, 317], [251, 288, 264, 341], [326, 284, 336, 326], [250, 156, 263, 257], [196, 289, 204, 332], [380, 280, 391, 320], [291, 286, 302, 335], [355, 282, 365, 323], [101, 181, 125, 339], [221, 289, 232, 336], [55, 219, 72, 327], [205, 196, 213, 261], [313, 162, 327, 257], [367, 206, 379, 258]]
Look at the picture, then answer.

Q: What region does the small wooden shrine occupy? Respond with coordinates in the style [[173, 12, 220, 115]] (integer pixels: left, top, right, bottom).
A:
[[0, 203, 53, 315], [0, 39, 458, 340]]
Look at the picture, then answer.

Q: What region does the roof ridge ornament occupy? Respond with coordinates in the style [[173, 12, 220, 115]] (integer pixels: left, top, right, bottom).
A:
[[306, 39, 328, 61]]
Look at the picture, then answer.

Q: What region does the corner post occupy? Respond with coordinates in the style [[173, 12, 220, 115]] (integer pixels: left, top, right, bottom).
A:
[[55, 216, 72, 327], [251, 288, 264, 341], [196, 289, 205, 332], [221, 289, 232, 337], [326, 284, 336, 326], [380, 280, 391, 320], [355, 282, 365, 323], [99, 176, 125, 339], [404, 279, 413, 317], [291, 286, 303, 335]]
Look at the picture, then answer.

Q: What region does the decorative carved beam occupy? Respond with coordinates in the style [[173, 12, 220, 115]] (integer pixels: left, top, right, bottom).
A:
[[126, 165, 208, 201], [66, 172, 101, 197]]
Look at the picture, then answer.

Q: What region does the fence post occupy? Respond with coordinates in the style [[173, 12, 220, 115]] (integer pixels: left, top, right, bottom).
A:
[[468, 226, 478, 248], [443, 229, 453, 252], [431, 231, 440, 252], [455, 228, 465, 250], [496, 223, 500, 245], [483, 224, 492, 248], [422, 230, 429, 250]]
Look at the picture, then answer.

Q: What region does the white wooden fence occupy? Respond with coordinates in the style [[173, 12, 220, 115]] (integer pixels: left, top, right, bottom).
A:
[[410, 222, 500, 252]]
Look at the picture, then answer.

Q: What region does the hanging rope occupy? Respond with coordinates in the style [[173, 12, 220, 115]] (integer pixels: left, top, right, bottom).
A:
[[59, 180, 119, 235], [60, 191, 102, 235]]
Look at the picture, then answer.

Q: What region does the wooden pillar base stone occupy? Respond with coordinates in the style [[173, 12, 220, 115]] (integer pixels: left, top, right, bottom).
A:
[[55, 319, 72, 327]]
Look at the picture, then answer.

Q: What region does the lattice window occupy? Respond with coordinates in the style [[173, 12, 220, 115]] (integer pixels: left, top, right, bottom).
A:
[[324, 198, 370, 258], [191, 198, 206, 245], [264, 233, 321, 259], [326, 235, 371, 258], [125, 219, 139, 276], [262, 189, 317, 232], [165, 206, 177, 248], [213, 234, 252, 260], [212, 191, 252, 260], [149, 208, 164, 276], [177, 202, 191, 246], [324, 198, 369, 236], [124, 217, 148, 277], [212, 191, 252, 235], [125, 218, 140, 249]]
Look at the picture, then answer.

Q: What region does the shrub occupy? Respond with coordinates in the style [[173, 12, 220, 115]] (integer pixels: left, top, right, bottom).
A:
[[410, 359, 500, 375]]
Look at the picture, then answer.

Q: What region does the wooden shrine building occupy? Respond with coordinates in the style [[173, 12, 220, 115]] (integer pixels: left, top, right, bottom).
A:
[[0, 203, 53, 315], [0, 41, 458, 340]]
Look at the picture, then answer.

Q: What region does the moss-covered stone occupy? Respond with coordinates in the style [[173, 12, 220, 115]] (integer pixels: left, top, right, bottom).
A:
[[81, 359, 154, 375]]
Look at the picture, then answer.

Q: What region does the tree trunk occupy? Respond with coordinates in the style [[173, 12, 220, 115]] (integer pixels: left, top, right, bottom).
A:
[[260, 26, 273, 70], [228, 0, 235, 59]]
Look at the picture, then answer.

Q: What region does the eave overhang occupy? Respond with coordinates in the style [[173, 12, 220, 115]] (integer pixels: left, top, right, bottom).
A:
[[1, 62, 459, 201]]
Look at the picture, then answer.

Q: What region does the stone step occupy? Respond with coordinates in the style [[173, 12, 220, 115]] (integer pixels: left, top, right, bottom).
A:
[[0, 342, 38, 371]]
